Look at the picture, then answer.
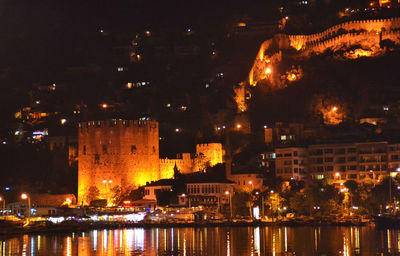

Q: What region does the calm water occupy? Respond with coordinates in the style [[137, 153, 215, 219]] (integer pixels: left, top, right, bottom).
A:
[[1, 226, 399, 255]]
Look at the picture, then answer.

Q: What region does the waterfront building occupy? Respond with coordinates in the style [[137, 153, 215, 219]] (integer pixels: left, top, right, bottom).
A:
[[275, 147, 307, 180], [275, 141, 400, 184], [143, 179, 174, 201], [179, 180, 234, 212]]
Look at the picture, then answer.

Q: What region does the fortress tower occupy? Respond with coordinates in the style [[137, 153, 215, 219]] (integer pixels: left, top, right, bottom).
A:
[[78, 120, 160, 205], [196, 143, 223, 167]]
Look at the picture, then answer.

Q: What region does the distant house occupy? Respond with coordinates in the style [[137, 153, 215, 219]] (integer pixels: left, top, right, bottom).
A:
[[178, 179, 234, 213], [143, 179, 174, 201]]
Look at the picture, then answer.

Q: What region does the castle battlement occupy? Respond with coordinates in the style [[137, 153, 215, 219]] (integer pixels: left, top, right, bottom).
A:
[[78, 119, 158, 133], [249, 17, 400, 86]]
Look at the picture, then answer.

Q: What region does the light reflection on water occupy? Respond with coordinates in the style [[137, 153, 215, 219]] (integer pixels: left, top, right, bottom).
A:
[[2, 226, 400, 255]]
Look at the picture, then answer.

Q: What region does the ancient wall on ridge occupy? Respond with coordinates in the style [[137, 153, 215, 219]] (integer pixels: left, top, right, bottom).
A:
[[248, 17, 400, 86]]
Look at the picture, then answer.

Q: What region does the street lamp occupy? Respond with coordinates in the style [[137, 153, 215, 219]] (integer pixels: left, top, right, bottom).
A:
[[225, 191, 233, 219], [0, 196, 5, 216], [21, 193, 31, 224]]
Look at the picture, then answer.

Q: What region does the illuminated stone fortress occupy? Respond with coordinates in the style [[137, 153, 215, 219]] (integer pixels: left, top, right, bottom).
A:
[[78, 119, 223, 204]]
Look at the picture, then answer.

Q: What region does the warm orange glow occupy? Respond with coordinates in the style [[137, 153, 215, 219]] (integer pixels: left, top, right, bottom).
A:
[[265, 67, 272, 74], [21, 193, 28, 200], [335, 172, 340, 177], [344, 48, 373, 59], [379, 0, 390, 6], [236, 124, 241, 129], [287, 73, 297, 81], [102, 104, 108, 108], [320, 105, 345, 125], [237, 22, 247, 27]]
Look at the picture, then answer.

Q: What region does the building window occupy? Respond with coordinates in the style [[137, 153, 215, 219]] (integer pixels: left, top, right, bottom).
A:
[[83, 145, 86, 155], [337, 157, 346, 163], [102, 145, 108, 154], [347, 156, 356, 162], [293, 159, 298, 164], [347, 148, 356, 153], [335, 148, 345, 155], [293, 151, 298, 156], [131, 145, 136, 154], [349, 174, 357, 179], [94, 154, 100, 164]]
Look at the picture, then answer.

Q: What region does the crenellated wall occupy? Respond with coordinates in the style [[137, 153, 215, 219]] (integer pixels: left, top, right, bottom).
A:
[[160, 153, 194, 177], [248, 17, 400, 86], [288, 17, 400, 51], [196, 143, 223, 167]]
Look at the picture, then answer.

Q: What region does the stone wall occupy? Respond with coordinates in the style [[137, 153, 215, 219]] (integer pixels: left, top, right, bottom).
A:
[[196, 143, 223, 167], [248, 17, 400, 86], [160, 153, 194, 176], [78, 120, 160, 204]]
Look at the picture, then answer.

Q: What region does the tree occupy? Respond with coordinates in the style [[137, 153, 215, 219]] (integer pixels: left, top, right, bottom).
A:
[[266, 193, 285, 220], [110, 185, 133, 206], [232, 191, 253, 217], [86, 186, 100, 204]]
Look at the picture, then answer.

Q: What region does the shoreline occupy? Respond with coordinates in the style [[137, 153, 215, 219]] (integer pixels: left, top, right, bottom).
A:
[[0, 219, 372, 239]]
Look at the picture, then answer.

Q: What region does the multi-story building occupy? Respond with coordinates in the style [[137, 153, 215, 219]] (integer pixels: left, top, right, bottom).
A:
[[275, 147, 307, 180], [179, 181, 234, 211], [308, 143, 359, 183], [228, 172, 265, 191], [286, 141, 400, 184], [275, 141, 400, 184], [388, 143, 400, 172]]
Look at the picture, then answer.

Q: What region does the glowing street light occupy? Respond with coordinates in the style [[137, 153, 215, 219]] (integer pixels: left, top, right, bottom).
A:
[[265, 67, 272, 75], [21, 193, 31, 224], [332, 106, 338, 112], [225, 191, 233, 218], [0, 196, 5, 216]]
